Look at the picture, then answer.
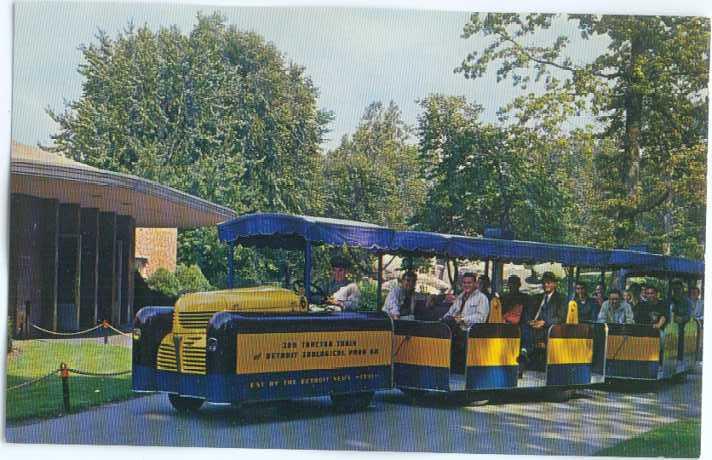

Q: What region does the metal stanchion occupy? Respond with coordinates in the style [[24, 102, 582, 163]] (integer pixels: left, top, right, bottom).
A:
[[102, 320, 109, 344], [60, 362, 70, 413]]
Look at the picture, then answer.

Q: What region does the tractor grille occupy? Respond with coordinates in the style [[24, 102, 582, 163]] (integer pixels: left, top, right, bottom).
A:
[[181, 336, 207, 374], [155, 334, 206, 375], [156, 339, 178, 372], [175, 311, 218, 331]]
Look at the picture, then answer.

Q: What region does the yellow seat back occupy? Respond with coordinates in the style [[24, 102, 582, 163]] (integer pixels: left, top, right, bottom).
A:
[[566, 300, 579, 324], [488, 297, 504, 323]]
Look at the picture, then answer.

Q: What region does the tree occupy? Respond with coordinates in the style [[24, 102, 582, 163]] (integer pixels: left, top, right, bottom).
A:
[[323, 101, 426, 229], [457, 14, 709, 255], [46, 13, 332, 284], [414, 94, 571, 241]]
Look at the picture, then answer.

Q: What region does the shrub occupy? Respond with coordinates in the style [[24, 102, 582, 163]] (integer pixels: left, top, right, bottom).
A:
[[146, 268, 181, 299], [176, 264, 213, 294]]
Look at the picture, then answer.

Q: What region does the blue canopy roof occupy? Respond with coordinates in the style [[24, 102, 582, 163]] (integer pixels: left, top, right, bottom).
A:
[[217, 213, 395, 251], [390, 230, 610, 267], [217, 213, 703, 276]]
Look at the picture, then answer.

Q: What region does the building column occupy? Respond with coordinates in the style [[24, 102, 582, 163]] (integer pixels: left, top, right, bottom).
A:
[[58, 204, 81, 331], [80, 208, 99, 327], [41, 199, 59, 331], [116, 215, 135, 326], [98, 212, 116, 324]]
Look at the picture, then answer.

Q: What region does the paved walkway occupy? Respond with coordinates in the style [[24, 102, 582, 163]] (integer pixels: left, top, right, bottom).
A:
[[5, 370, 701, 455]]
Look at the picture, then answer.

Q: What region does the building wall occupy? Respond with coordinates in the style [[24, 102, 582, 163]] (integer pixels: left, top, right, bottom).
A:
[[8, 195, 55, 336], [134, 228, 177, 277], [9, 193, 135, 337]]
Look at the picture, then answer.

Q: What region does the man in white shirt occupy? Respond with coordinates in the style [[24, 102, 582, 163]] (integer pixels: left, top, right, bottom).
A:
[[597, 289, 635, 324], [442, 272, 490, 328], [383, 271, 418, 320], [324, 257, 360, 311], [441, 272, 490, 373], [690, 286, 703, 321]]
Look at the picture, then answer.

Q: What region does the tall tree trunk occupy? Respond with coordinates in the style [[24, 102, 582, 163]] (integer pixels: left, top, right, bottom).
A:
[[616, 32, 644, 247]]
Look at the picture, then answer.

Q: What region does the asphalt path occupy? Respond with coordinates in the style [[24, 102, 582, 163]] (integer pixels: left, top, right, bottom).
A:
[[5, 371, 701, 455]]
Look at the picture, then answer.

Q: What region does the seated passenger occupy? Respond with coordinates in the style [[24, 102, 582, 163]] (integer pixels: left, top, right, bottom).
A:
[[670, 279, 692, 325], [690, 286, 703, 321], [441, 272, 490, 328], [383, 271, 418, 320], [324, 256, 360, 311], [593, 283, 606, 312], [527, 271, 566, 330], [627, 283, 642, 309], [441, 272, 490, 372], [634, 285, 668, 329], [521, 271, 565, 371], [574, 281, 599, 321], [477, 274, 493, 301], [596, 289, 635, 324], [501, 275, 528, 325]]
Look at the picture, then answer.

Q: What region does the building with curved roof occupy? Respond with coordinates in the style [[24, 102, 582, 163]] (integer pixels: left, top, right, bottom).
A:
[[9, 142, 236, 337]]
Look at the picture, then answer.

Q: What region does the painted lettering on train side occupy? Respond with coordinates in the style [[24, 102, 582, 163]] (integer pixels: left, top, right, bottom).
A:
[[236, 331, 392, 374]]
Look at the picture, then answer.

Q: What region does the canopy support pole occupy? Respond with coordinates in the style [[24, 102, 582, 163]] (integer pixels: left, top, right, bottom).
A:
[[600, 270, 606, 293], [227, 242, 235, 289], [567, 266, 575, 300], [304, 241, 313, 304], [575, 267, 581, 283], [376, 254, 383, 310]]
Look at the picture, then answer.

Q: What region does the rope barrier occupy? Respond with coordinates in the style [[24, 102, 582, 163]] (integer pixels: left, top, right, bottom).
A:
[[106, 324, 131, 336], [6, 369, 60, 391], [31, 323, 102, 336], [7, 366, 131, 392], [66, 368, 132, 377], [30, 322, 131, 337]]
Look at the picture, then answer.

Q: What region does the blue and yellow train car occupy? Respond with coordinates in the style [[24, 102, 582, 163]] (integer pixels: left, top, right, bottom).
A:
[[132, 213, 703, 412]]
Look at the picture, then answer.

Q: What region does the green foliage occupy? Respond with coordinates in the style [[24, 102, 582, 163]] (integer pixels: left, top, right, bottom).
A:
[[457, 14, 709, 256], [145, 268, 181, 299], [145, 265, 213, 299], [175, 264, 213, 294], [356, 279, 381, 312], [324, 101, 426, 229], [414, 94, 570, 242], [46, 13, 332, 285]]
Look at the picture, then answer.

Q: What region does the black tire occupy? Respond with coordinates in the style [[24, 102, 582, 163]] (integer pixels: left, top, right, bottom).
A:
[[451, 392, 489, 406], [168, 393, 204, 413], [547, 389, 575, 402], [331, 391, 374, 412], [399, 388, 429, 401], [671, 371, 688, 384]]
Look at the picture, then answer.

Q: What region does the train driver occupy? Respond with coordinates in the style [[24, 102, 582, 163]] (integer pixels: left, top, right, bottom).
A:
[[324, 256, 361, 311]]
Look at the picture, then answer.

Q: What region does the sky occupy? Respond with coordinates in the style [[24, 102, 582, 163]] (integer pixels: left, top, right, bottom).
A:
[[10, 2, 613, 150]]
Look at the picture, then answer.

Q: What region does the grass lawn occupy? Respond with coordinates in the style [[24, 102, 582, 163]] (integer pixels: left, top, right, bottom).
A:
[[5, 340, 136, 422], [595, 418, 701, 458]]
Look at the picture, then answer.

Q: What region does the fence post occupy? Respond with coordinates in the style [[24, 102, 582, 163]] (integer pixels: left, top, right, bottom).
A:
[[60, 362, 70, 413], [102, 320, 109, 344]]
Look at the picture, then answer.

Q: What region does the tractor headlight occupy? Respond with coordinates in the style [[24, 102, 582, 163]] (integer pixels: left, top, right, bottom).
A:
[[207, 337, 218, 353], [132, 328, 141, 341]]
